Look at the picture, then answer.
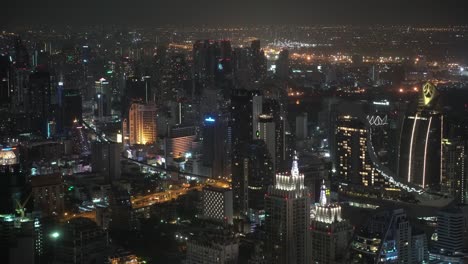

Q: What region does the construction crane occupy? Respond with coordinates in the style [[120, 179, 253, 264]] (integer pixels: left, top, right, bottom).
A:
[[15, 192, 32, 219]]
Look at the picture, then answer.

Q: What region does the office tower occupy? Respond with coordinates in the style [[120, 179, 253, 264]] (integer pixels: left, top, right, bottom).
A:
[[60, 88, 82, 130], [29, 71, 52, 135], [296, 113, 308, 140], [430, 207, 466, 261], [265, 153, 310, 264], [350, 209, 412, 263], [94, 78, 110, 118], [186, 232, 239, 264], [411, 230, 428, 263], [310, 181, 353, 264], [441, 138, 467, 204], [257, 114, 276, 170], [0, 146, 25, 214], [14, 37, 29, 70], [0, 55, 13, 106], [202, 115, 228, 179], [0, 214, 43, 264], [275, 49, 289, 81], [128, 101, 157, 145], [336, 116, 386, 187], [165, 126, 197, 158], [54, 217, 108, 264], [30, 173, 64, 217], [398, 82, 442, 188], [263, 98, 288, 171], [201, 186, 233, 225], [91, 141, 122, 184], [232, 140, 274, 218], [252, 95, 263, 140], [250, 40, 267, 82], [122, 76, 152, 118], [231, 89, 263, 215]]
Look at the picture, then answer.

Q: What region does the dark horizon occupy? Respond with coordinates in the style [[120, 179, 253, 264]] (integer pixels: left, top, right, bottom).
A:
[[3, 0, 468, 27]]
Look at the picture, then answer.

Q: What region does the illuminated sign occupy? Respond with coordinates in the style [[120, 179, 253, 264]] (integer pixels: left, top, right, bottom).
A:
[[367, 115, 388, 126], [422, 82, 437, 106], [373, 100, 389, 106], [205, 117, 215, 122]]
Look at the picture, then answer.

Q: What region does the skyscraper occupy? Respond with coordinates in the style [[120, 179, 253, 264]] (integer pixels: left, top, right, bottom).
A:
[[350, 209, 412, 263], [29, 71, 52, 135], [275, 49, 290, 81], [257, 114, 276, 170], [91, 141, 122, 184], [336, 116, 385, 187], [430, 206, 466, 262], [128, 101, 157, 145], [0, 146, 25, 214], [202, 115, 228, 179], [265, 152, 311, 264], [398, 82, 442, 188], [441, 138, 467, 204], [310, 181, 353, 264]]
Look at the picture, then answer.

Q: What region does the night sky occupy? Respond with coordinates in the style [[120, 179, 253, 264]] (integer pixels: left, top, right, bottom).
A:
[[3, 0, 468, 27]]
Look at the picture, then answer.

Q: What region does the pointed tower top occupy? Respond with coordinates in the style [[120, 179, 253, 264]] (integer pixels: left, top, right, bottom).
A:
[[319, 179, 328, 206], [291, 151, 299, 177]]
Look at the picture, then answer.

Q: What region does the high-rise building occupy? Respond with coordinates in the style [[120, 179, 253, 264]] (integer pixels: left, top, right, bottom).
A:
[[432, 207, 466, 257], [29, 71, 52, 135], [0, 146, 25, 214], [0, 55, 14, 106], [275, 49, 290, 81], [310, 181, 353, 264], [186, 232, 239, 264], [232, 140, 274, 217], [54, 217, 108, 264], [202, 115, 228, 179], [264, 153, 311, 264], [0, 214, 43, 264], [201, 186, 233, 225], [128, 102, 157, 145], [336, 116, 386, 187], [94, 78, 110, 119], [30, 173, 64, 217], [441, 138, 467, 204], [350, 209, 412, 263], [263, 98, 288, 171], [60, 88, 82, 130], [296, 113, 308, 140], [398, 82, 442, 188], [250, 40, 267, 82], [91, 141, 122, 184], [257, 114, 276, 170]]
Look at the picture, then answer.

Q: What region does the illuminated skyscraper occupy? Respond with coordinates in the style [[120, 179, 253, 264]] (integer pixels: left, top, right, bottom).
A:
[[336, 116, 384, 187], [128, 102, 157, 145], [310, 181, 353, 264], [441, 138, 467, 204], [398, 82, 442, 188], [265, 153, 311, 264]]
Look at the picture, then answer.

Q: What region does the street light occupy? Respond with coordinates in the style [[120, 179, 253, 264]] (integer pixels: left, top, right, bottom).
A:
[[50, 231, 60, 239]]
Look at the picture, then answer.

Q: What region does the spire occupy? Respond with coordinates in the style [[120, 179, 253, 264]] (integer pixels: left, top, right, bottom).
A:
[[291, 151, 299, 177], [319, 179, 327, 206]]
